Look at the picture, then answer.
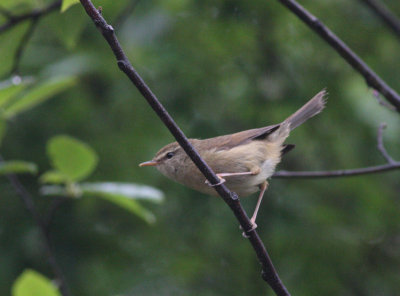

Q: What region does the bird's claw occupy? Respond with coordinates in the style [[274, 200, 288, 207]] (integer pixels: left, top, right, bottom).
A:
[[205, 176, 226, 187], [240, 221, 258, 238]]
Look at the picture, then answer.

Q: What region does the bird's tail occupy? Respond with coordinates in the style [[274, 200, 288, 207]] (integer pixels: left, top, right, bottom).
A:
[[284, 89, 327, 131]]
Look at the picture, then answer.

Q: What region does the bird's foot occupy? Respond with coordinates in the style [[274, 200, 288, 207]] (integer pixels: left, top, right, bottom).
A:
[[240, 220, 258, 238], [205, 175, 226, 187]]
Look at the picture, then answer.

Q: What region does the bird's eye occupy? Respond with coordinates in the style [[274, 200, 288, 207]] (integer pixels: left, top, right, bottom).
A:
[[166, 152, 175, 159]]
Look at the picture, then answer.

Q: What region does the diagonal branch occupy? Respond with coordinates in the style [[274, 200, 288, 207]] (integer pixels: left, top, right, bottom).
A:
[[78, 1, 290, 295], [277, 0, 400, 112], [0, 0, 61, 34], [0, 156, 70, 296], [358, 0, 400, 40], [274, 123, 399, 178]]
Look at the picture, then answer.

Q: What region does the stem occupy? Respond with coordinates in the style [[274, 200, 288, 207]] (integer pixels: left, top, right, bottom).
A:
[[358, 0, 400, 40], [1, 156, 70, 296]]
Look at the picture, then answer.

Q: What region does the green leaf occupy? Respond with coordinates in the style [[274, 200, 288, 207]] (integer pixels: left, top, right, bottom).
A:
[[12, 269, 61, 296], [0, 0, 36, 10], [40, 170, 69, 184], [0, 77, 32, 109], [0, 160, 37, 175], [40, 182, 162, 223], [0, 23, 29, 78], [61, 0, 80, 13], [81, 182, 164, 202], [40, 184, 82, 198], [47, 135, 98, 182], [40, 185, 68, 196], [81, 182, 165, 224], [54, 4, 87, 49], [89, 192, 157, 224], [3, 76, 76, 119]]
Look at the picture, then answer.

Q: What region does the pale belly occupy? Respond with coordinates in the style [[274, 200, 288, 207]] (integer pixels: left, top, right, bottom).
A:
[[182, 158, 279, 198], [165, 139, 285, 198]]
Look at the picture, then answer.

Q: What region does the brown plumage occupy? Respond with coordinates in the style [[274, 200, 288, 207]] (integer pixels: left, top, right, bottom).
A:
[[140, 89, 327, 227]]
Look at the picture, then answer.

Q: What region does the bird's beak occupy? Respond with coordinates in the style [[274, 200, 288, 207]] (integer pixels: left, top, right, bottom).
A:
[[139, 160, 158, 167]]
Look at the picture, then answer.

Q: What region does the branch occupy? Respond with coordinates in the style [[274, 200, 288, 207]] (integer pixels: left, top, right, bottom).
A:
[[9, 18, 39, 76], [274, 123, 399, 178], [0, 157, 71, 296], [78, 1, 290, 295], [372, 89, 397, 112], [358, 0, 400, 40], [273, 163, 400, 178], [277, 0, 400, 112], [376, 122, 395, 164], [0, 0, 61, 34]]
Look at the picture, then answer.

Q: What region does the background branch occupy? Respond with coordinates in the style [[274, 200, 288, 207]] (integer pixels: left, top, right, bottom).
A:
[[358, 0, 400, 40], [0, 157, 70, 296], [376, 123, 395, 164], [0, 0, 61, 34], [9, 18, 39, 76], [277, 0, 400, 112], [273, 163, 400, 178], [79, 1, 290, 295], [274, 123, 399, 178]]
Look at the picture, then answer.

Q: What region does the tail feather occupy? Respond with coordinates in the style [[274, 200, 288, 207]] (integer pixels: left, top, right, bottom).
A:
[[284, 89, 327, 131]]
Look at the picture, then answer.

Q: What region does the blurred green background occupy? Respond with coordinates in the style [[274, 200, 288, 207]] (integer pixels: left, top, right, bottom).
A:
[[1, 0, 400, 295]]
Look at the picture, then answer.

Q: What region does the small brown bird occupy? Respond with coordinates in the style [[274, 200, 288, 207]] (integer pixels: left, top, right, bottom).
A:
[[140, 90, 327, 229]]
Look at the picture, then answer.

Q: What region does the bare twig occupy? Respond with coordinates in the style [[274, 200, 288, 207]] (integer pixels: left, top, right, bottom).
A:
[[358, 0, 400, 40], [9, 18, 39, 75], [44, 196, 68, 229], [273, 163, 400, 178], [377, 123, 395, 164], [277, 0, 400, 112], [0, 0, 61, 34], [274, 123, 399, 178], [79, 1, 290, 295], [0, 157, 70, 296], [372, 89, 397, 112]]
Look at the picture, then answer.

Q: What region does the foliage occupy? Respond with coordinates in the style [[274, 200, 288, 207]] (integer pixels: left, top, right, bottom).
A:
[[12, 269, 61, 296], [1, 0, 400, 295], [61, 0, 80, 13]]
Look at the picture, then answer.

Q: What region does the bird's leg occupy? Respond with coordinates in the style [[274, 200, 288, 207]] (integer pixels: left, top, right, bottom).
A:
[[242, 181, 268, 238], [249, 181, 268, 228], [205, 171, 256, 187]]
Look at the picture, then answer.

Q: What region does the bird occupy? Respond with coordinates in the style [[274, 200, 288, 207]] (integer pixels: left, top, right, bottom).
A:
[[140, 89, 327, 229]]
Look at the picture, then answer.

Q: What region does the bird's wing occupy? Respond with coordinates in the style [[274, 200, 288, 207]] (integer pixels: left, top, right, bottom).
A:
[[200, 124, 281, 151]]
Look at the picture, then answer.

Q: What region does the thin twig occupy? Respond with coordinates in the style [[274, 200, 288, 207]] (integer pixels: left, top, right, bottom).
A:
[[78, 1, 290, 295], [0, 0, 61, 34], [44, 196, 68, 229], [9, 18, 39, 76], [377, 123, 395, 164], [273, 163, 400, 178], [0, 157, 70, 296], [277, 0, 400, 112], [358, 0, 400, 40], [372, 89, 397, 112], [274, 123, 399, 178]]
